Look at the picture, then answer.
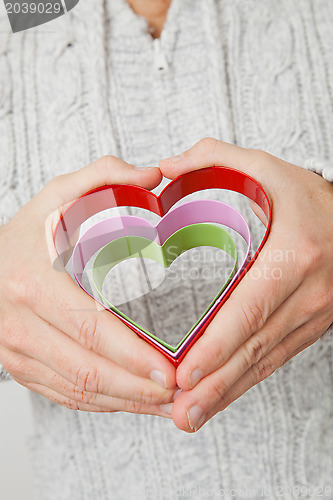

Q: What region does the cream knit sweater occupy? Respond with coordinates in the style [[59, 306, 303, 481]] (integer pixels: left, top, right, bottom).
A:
[[0, 0, 333, 498]]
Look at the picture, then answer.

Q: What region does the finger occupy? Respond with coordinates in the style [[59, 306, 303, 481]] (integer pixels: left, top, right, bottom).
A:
[[281, 341, 317, 365], [172, 341, 286, 432], [1, 310, 177, 405], [39, 155, 162, 212], [158, 138, 258, 181], [11, 268, 177, 390], [18, 380, 113, 412], [203, 323, 322, 426], [22, 380, 170, 417], [17, 376, 170, 416], [176, 233, 303, 390], [176, 285, 309, 408], [2, 347, 172, 417], [172, 319, 322, 432], [280, 318, 330, 365]]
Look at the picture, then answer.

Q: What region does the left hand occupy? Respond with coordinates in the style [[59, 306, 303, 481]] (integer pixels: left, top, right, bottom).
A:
[[158, 138, 333, 432]]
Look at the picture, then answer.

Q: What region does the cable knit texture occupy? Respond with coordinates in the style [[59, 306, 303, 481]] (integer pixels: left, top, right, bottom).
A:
[[0, 0, 333, 498]]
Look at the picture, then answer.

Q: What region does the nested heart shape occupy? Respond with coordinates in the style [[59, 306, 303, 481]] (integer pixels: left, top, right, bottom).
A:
[[71, 199, 250, 357], [92, 223, 238, 351], [53, 166, 271, 365]]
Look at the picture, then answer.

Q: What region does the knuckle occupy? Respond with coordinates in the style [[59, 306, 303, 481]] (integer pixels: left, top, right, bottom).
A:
[[122, 400, 144, 414], [1, 318, 28, 354], [243, 149, 273, 181], [243, 334, 266, 368], [1, 352, 26, 377], [60, 398, 80, 411], [201, 322, 230, 367], [95, 155, 117, 171], [9, 272, 41, 307], [198, 137, 218, 155], [217, 393, 229, 411], [274, 343, 289, 367], [250, 150, 275, 170], [77, 315, 102, 352], [74, 365, 101, 394], [209, 377, 229, 405], [100, 154, 117, 163], [72, 385, 97, 405], [249, 148, 271, 160], [76, 401, 96, 412], [252, 355, 276, 384], [136, 385, 157, 405], [48, 396, 66, 407], [198, 336, 225, 369], [240, 302, 266, 337]]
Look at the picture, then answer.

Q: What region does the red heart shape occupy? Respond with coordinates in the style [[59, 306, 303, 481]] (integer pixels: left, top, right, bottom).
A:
[[53, 166, 271, 365]]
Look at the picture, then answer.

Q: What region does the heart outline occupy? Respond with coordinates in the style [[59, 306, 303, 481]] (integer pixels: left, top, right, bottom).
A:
[[53, 167, 272, 366], [93, 224, 237, 351], [72, 199, 250, 353]]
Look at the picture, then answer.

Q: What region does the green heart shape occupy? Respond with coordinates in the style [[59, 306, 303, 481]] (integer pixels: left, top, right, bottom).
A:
[[92, 223, 238, 352]]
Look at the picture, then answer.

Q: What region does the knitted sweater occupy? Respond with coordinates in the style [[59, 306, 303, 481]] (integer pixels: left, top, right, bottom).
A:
[[1, 0, 333, 498]]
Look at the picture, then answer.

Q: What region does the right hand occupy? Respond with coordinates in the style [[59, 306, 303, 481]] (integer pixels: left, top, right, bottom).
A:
[[0, 156, 177, 415]]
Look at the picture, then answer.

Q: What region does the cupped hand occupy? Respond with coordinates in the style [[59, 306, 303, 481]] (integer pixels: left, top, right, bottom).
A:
[[159, 138, 333, 432], [0, 156, 178, 415]]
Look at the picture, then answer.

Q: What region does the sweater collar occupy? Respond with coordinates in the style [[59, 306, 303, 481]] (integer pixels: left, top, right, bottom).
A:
[[107, 0, 184, 42]]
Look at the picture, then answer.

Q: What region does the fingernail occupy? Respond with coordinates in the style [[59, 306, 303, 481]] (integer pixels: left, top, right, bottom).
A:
[[160, 403, 173, 415], [189, 368, 203, 389], [173, 389, 182, 401], [150, 370, 167, 388], [187, 405, 206, 431], [160, 154, 184, 164]]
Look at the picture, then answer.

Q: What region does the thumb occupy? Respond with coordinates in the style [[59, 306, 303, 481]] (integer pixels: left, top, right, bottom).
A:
[[41, 155, 162, 210], [158, 137, 265, 183]]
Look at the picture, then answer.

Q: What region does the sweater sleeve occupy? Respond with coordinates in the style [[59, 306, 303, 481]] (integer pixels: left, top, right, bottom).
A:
[[302, 158, 333, 345]]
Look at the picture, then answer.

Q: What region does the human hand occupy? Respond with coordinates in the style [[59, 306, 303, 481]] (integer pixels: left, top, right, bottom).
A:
[[159, 138, 333, 432], [0, 156, 178, 415]]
